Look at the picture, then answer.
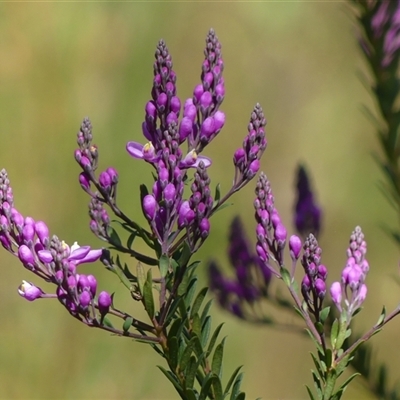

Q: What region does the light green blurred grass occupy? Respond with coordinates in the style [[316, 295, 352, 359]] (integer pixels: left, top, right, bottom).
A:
[[0, 2, 397, 399]]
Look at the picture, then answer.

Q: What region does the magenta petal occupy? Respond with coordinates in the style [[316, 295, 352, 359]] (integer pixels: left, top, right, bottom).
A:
[[69, 246, 91, 261], [78, 248, 103, 264], [37, 249, 53, 263], [126, 142, 145, 159], [193, 155, 212, 168]]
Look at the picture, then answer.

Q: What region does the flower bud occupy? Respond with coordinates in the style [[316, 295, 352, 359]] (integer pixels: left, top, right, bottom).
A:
[[79, 290, 92, 309], [289, 235, 302, 261], [18, 280, 43, 301], [18, 245, 35, 268], [199, 217, 210, 239], [99, 171, 112, 192], [98, 291, 112, 315], [143, 195, 157, 221], [35, 221, 49, 246], [330, 281, 342, 307]]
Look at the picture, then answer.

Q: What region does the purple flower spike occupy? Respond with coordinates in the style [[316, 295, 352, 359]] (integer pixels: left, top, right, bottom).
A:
[[18, 280, 43, 301], [234, 104, 267, 190], [254, 172, 287, 268], [330, 226, 369, 320], [208, 216, 272, 320], [294, 165, 321, 239], [300, 233, 327, 318], [188, 29, 225, 153]]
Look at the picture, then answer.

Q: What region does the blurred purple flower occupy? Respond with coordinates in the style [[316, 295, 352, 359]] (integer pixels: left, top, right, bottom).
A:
[[294, 165, 321, 239]]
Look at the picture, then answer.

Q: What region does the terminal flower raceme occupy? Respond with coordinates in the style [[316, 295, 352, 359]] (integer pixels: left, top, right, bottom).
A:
[[330, 226, 369, 320]]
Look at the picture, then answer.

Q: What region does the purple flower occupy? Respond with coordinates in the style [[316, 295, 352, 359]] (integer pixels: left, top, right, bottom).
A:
[[254, 172, 287, 270], [294, 165, 321, 239], [98, 291, 112, 315], [233, 104, 267, 190], [300, 234, 327, 318], [208, 216, 272, 320], [330, 226, 369, 319], [38, 241, 102, 267], [18, 280, 43, 301]]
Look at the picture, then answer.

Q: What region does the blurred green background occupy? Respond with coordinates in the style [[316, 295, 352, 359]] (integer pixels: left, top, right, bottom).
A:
[[0, 2, 398, 399]]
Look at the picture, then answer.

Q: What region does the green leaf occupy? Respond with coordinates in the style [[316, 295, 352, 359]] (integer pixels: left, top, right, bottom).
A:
[[375, 305, 386, 327], [319, 306, 330, 324], [159, 254, 170, 278], [157, 366, 184, 397], [207, 323, 224, 355], [279, 266, 291, 286], [179, 337, 197, 372], [137, 262, 146, 295], [191, 313, 202, 338], [311, 370, 322, 400], [224, 366, 243, 396], [234, 392, 246, 400], [201, 316, 211, 349], [122, 317, 133, 333], [184, 355, 198, 391], [305, 385, 316, 400], [330, 318, 339, 349], [230, 373, 244, 400], [168, 336, 179, 372], [335, 372, 360, 397], [191, 335, 204, 359], [126, 231, 137, 249], [184, 388, 198, 400], [143, 268, 155, 319], [178, 241, 192, 267], [324, 348, 333, 370], [212, 376, 223, 400], [184, 277, 198, 307], [191, 287, 208, 319], [199, 374, 215, 400], [101, 316, 114, 329], [214, 183, 221, 203], [310, 353, 324, 378], [165, 297, 185, 328], [212, 338, 226, 378], [108, 226, 122, 247], [168, 317, 183, 343], [335, 354, 352, 377], [200, 299, 213, 324], [324, 368, 337, 400]]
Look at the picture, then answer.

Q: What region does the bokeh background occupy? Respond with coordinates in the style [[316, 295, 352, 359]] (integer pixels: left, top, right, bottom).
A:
[[0, 2, 398, 399]]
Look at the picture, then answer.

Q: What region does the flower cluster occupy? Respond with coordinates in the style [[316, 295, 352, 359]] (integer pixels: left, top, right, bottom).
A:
[[300, 234, 327, 319], [208, 216, 271, 318], [254, 172, 288, 271], [294, 165, 321, 239], [365, 0, 400, 67], [0, 169, 111, 322], [121, 29, 265, 255], [330, 226, 369, 320]]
